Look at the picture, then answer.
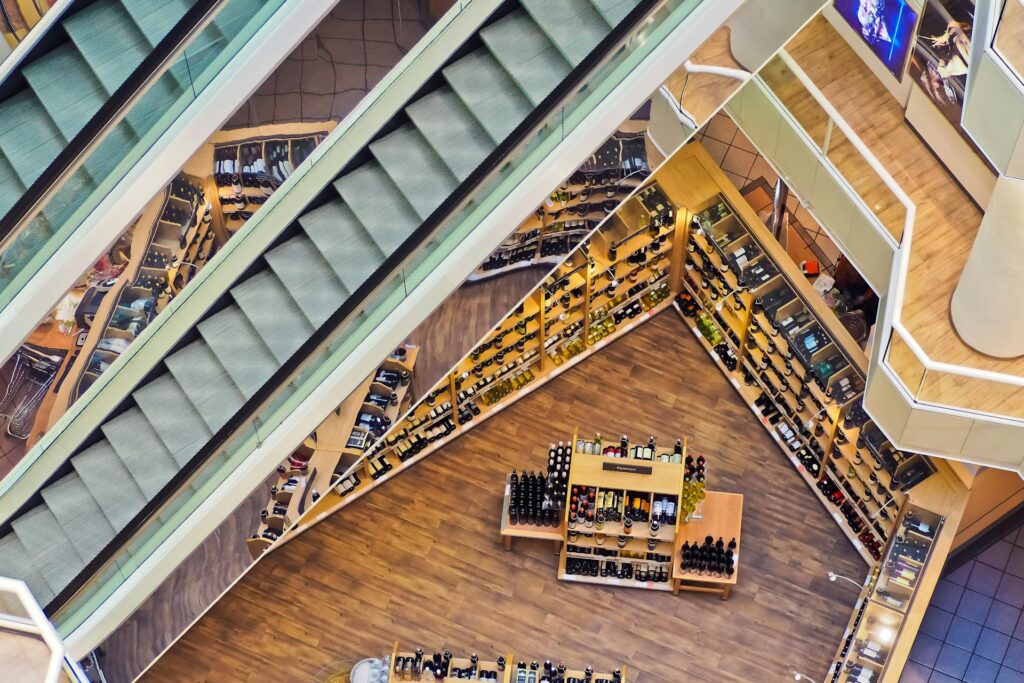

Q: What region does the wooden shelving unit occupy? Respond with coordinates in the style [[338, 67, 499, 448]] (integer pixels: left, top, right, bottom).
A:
[[247, 346, 417, 557], [386, 642, 626, 682], [672, 491, 742, 599], [471, 130, 650, 281]]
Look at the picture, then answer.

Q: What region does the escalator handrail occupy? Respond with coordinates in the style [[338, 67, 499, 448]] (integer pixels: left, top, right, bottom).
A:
[[0, 0, 224, 245], [44, 0, 664, 616]]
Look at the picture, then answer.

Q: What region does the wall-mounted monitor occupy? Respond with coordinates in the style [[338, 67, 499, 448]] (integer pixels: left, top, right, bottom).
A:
[[833, 0, 919, 80]]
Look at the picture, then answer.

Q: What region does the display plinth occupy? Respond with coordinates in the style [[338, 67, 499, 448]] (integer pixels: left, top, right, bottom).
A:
[[499, 472, 563, 553], [671, 491, 743, 599]]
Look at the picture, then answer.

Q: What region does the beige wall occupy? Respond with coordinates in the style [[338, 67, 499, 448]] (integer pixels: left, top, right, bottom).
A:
[[953, 467, 1024, 549]]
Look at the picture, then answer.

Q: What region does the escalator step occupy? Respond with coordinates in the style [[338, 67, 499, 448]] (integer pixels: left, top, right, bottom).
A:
[[120, 0, 195, 47], [443, 49, 532, 143], [519, 0, 611, 67], [480, 9, 571, 107], [22, 43, 108, 140], [231, 269, 313, 364], [133, 373, 212, 466], [0, 91, 66, 187], [11, 506, 86, 595], [41, 473, 117, 561], [0, 536, 54, 605], [589, 0, 642, 27], [263, 235, 350, 329], [297, 200, 386, 294], [101, 407, 180, 498], [333, 162, 419, 255], [369, 123, 458, 220], [197, 306, 280, 399], [64, 1, 151, 94], [71, 441, 148, 530], [405, 86, 496, 182], [164, 340, 245, 432]]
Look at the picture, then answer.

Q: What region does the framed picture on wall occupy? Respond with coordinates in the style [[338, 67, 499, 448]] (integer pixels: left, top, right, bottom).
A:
[[908, 0, 974, 129], [833, 0, 919, 79]]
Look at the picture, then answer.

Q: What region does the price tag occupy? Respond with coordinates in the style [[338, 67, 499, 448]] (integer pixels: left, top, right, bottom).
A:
[[646, 581, 655, 589], [729, 378, 739, 389], [833, 512, 843, 524], [504, 484, 510, 496]]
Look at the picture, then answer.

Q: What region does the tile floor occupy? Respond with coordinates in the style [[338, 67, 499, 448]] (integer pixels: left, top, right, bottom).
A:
[[900, 526, 1024, 683], [223, 0, 431, 129]]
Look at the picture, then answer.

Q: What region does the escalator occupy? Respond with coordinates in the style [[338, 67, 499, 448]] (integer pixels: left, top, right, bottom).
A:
[[0, 0, 657, 610], [0, 0, 255, 223]]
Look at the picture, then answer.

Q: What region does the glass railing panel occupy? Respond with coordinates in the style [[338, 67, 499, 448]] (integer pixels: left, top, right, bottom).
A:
[[0, 0, 288, 312], [885, 328, 926, 397], [994, 0, 1024, 84], [759, 55, 830, 147], [47, 0, 707, 635], [918, 368, 1024, 421], [824, 126, 906, 242]]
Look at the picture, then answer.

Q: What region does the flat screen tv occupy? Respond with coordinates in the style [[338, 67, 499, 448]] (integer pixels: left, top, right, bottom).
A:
[[834, 0, 919, 79]]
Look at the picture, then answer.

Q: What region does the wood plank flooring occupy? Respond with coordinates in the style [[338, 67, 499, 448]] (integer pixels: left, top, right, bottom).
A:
[[142, 311, 865, 683]]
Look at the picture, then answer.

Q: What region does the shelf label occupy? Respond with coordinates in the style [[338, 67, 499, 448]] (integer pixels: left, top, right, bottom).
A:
[[646, 581, 655, 588], [602, 462, 654, 475]]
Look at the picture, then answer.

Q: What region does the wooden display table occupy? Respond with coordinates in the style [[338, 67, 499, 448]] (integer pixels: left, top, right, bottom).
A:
[[672, 491, 743, 599], [499, 473, 563, 553], [387, 642, 626, 682]]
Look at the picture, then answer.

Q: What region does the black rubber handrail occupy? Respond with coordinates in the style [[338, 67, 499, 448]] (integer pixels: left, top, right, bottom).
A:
[[45, 0, 661, 615], [0, 0, 223, 241]]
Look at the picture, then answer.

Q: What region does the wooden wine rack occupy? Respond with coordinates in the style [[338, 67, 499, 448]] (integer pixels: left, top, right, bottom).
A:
[[247, 346, 417, 557], [386, 642, 626, 683]]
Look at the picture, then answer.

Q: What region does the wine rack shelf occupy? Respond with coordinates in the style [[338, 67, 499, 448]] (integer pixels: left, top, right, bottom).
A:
[[384, 642, 626, 683], [247, 346, 416, 557], [472, 130, 651, 281]]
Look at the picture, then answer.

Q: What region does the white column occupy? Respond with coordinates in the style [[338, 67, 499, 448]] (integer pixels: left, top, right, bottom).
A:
[[950, 175, 1024, 357]]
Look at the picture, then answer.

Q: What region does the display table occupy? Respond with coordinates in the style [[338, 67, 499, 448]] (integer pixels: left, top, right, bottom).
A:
[[498, 473, 563, 552], [672, 491, 743, 599]]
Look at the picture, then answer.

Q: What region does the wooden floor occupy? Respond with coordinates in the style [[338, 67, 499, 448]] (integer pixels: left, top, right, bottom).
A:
[[142, 311, 865, 683], [785, 19, 1024, 415]]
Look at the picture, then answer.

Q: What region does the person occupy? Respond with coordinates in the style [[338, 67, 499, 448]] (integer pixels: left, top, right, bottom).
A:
[[834, 256, 878, 327]]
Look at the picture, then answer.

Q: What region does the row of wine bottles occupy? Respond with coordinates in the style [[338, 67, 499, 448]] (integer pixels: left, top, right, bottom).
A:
[[565, 557, 670, 583], [679, 536, 736, 577]]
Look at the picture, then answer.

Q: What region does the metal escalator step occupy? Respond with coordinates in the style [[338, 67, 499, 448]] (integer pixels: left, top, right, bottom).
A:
[[333, 163, 419, 255], [133, 373, 212, 466], [64, 0, 151, 94], [70, 441, 148, 530], [165, 340, 245, 432], [298, 199, 388, 294], [22, 43, 108, 140], [519, 0, 611, 67], [120, 0, 195, 46], [197, 305, 280, 398], [589, 0, 642, 27], [11, 506, 86, 596], [231, 269, 313, 364], [481, 9, 571, 106], [101, 407, 180, 498], [0, 152, 26, 219], [41, 473, 117, 562], [443, 48, 532, 143], [369, 123, 458, 220], [0, 536, 54, 605], [0, 91, 67, 187], [263, 235, 349, 328], [405, 86, 495, 182]]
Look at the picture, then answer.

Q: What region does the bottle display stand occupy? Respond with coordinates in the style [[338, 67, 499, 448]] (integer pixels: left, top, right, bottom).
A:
[[499, 472, 563, 553], [247, 346, 417, 557], [672, 491, 742, 599], [385, 642, 626, 683]]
